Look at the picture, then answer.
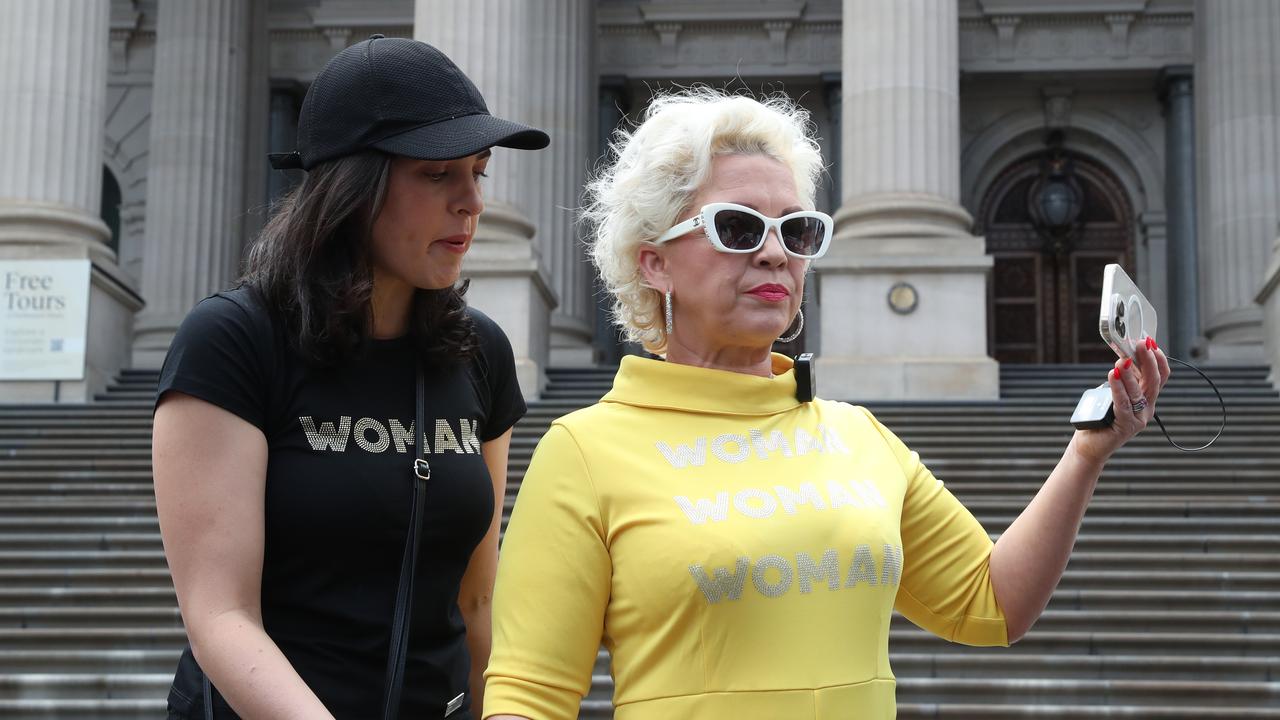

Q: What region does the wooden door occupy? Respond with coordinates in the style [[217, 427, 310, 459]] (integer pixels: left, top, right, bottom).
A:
[[978, 153, 1134, 364]]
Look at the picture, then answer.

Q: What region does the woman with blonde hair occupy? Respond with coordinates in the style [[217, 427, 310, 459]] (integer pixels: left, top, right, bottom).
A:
[[482, 88, 1169, 720]]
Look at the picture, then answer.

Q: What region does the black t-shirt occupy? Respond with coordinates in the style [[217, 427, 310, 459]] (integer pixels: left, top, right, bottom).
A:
[[157, 287, 525, 720]]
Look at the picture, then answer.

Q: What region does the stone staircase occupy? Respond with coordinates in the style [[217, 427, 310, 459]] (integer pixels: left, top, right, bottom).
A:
[[0, 363, 1277, 718]]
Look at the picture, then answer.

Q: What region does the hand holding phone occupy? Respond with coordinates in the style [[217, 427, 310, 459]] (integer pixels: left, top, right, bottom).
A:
[[1071, 264, 1158, 430]]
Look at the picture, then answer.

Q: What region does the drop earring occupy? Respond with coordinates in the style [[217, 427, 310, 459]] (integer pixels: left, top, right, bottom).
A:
[[664, 289, 674, 336]]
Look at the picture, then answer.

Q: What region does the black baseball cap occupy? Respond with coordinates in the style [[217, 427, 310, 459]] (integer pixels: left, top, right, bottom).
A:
[[269, 35, 549, 170]]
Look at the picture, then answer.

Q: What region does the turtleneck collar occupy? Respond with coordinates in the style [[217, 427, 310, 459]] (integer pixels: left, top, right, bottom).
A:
[[600, 353, 801, 416]]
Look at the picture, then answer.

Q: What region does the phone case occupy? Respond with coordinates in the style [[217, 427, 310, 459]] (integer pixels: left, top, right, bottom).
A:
[[1099, 264, 1158, 359]]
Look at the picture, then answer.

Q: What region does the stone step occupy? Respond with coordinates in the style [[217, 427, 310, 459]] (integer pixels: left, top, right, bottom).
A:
[[1021, 533, 1280, 553], [894, 705, 1280, 719], [5, 530, 1277, 554], [10, 648, 1269, 681], [1, 606, 1275, 634], [3, 648, 1273, 682], [0, 484, 153, 497], [8, 433, 1278, 454], [891, 629, 1280, 656], [38, 433, 1252, 456], [14, 427, 1276, 445], [0, 439, 152, 448], [0, 674, 169, 700], [539, 384, 1274, 400], [544, 364, 1269, 378], [889, 652, 1280, 682], [0, 650, 179, 673], [581, 674, 1280, 708], [0, 518, 159, 533], [0, 606, 183, 629], [6, 482, 1278, 501], [519, 408, 1274, 424], [0, 533, 163, 551], [1, 566, 1273, 594], [0, 586, 1271, 612], [10, 497, 1280, 521], [92, 392, 154, 402], [895, 677, 1280, 707], [0, 569, 172, 588], [2, 677, 1276, 717], [5, 471, 1269, 491], [10, 505, 1277, 542], [3, 395, 1276, 416], [0, 699, 167, 719], [0, 627, 185, 650], [2, 625, 1278, 659]]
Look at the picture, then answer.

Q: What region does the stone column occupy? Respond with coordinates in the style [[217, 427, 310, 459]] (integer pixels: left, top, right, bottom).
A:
[[132, 0, 251, 367], [1261, 237, 1280, 385], [0, 0, 143, 402], [267, 83, 304, 208], [1158, 66, 1201, 359], [817, 0, 997, 400], [1194, 0, 1280, 364], [822, 72, 843, 212], [240, 0, 271, 254], [415, 0, 556, 399], [524, 1, 597, 366], [595, 77, 630, 365]]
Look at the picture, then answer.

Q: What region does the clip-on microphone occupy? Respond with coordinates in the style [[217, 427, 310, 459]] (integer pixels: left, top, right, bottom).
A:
[[794, 352, 815, 403]]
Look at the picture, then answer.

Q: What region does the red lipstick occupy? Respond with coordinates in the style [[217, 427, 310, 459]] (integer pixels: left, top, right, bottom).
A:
[[747, 283, 790, 302]]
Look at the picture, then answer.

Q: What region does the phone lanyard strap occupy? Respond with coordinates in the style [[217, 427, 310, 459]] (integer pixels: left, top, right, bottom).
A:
[[1153, 355, 1227, 452]]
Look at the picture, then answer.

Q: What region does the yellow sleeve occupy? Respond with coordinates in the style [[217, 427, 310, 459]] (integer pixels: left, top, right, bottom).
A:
[[483, 423, 610, 719], [859, 408, 1008, 647]]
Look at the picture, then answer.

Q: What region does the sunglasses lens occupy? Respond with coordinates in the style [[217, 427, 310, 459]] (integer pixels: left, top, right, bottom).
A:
[[712, 209, 766, 251], [781, 217, 826, 257]]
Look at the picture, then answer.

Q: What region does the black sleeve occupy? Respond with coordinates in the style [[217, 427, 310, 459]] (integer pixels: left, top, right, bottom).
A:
[[467, 308, 527, 441], [154, 290, 274, 432]]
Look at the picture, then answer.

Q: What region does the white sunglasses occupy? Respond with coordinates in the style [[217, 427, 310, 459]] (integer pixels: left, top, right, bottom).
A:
[[655, 202, 833, 259]]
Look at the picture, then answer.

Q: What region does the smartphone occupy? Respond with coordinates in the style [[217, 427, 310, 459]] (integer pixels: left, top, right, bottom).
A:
[[1098, 264, 1157, 359], [1071, 264, 1158, 430]]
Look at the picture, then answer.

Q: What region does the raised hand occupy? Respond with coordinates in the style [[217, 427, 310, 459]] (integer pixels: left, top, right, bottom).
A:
[[1072, 336, 1172, 465]]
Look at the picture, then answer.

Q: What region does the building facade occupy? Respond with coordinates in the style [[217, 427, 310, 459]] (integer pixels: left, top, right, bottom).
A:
[[2, 0, 1278, 402]]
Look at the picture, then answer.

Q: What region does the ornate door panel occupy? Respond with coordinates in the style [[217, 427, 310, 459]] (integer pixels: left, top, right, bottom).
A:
[[979, 152, 1134, 364]]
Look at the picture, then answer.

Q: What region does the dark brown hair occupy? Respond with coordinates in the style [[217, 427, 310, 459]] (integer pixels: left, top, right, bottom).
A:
[[242, 151, 477, 368]]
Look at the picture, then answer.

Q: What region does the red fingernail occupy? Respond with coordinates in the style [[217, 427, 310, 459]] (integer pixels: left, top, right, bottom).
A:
[[1122, 358, 1132, 370], [1110, 368, 1118, 380], [1146, 337, 1155, 350]]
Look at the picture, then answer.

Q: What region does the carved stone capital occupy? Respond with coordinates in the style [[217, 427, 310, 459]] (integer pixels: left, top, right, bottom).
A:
[[1105, 13, 1135, 58], [321, 27, 353, 50], [1041, 85, 1074, 129], [763, 20, 793, 65], [108, 0, 140, 73], [989, 15, 1021, 61], [651, 22, 682, 65]]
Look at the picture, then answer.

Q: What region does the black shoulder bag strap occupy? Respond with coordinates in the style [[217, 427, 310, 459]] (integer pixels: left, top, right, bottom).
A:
[[201, 362, 429, 720], [382, 360, 431, 720]]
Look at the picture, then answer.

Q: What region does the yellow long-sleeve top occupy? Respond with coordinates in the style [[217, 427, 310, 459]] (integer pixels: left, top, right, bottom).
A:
[[485, 354, 1007, 719]]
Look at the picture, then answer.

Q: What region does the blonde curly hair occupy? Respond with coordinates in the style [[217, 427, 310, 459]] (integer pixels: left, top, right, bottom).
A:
[[583, 88, 825, 355]]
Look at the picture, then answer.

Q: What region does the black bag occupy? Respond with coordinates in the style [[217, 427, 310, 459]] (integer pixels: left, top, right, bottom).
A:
[[165, 362, 433, 719]]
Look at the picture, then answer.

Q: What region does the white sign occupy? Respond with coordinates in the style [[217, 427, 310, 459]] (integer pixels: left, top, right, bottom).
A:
[[0, 260, 91, 380]]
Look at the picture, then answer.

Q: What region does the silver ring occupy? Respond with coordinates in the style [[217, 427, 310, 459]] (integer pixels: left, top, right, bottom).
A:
[[1130, 396, 1148, 414]]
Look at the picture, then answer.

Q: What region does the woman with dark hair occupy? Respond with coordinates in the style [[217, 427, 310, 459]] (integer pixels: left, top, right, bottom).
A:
[[153, 36, 548, 719]]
